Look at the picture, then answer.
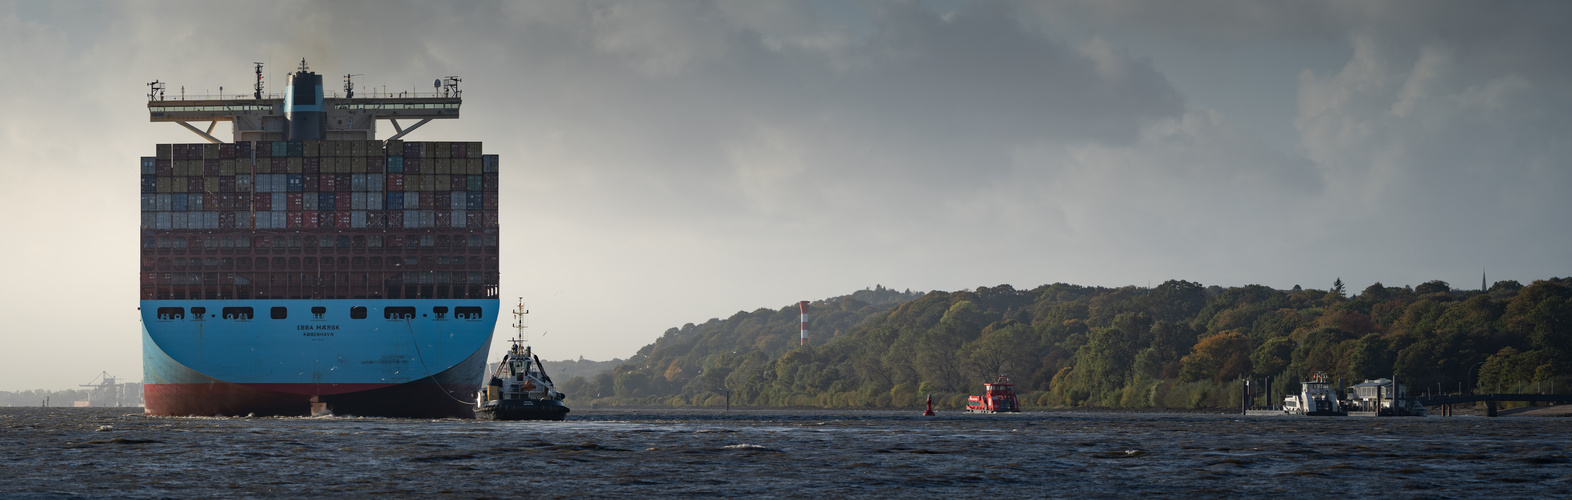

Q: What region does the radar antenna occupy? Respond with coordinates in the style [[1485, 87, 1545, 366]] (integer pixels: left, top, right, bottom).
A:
[[298, 58, 310, 73], [253, 62, 264, 99], [441, 76, 462, 98], [343, 74, 361, 98]]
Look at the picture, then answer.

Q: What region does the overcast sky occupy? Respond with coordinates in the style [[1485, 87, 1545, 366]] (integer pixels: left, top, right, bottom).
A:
[[2, 1, 1568, 390]]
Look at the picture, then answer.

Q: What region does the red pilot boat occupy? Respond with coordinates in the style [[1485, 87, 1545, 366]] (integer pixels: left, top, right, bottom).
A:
[[965, 375, 1021, 413]]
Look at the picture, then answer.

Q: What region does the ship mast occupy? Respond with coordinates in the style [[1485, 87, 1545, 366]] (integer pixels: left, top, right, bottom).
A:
[[510, 297, 529, 348]]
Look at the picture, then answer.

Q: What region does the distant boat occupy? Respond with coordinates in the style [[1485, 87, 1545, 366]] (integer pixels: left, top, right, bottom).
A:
[[965, 375, 1021, 413], [1283, 372, 1346, 416]]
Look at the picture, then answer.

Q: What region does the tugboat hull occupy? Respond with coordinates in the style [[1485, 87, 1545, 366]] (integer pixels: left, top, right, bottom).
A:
[[475, 399, 569, 421]]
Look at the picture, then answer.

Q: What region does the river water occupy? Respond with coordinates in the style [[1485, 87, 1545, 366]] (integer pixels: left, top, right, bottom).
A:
[[3, 407, 1569, 498]]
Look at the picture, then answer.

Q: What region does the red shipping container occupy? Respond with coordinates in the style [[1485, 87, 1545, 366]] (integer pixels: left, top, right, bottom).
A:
[[253, 193, 271, 211], [219, 176, 235, 193], [302, 174, 319, 192], [483, 193, 498, 210], [405, 158, 421, 174], [286, 193, 304, 211], [466, 213, 482, 228], [452, 142, 467, 159], [435, 211, 451, 228], [338, 174, 353, 192], [186, 177, 203, 192], [303, 157, 320, 174], [204, 159, 220, 176], [484, 212, 499, 227], [320, 173, 336, 192], [433, 192, 450, 209], [269, 157, 287, 173], [335, 192, 351, 209], [219, 144, 236, 159], [236, 141, 252, 158], [219, 212, 236, 229], [386, 173, 404, 191], [336, 211, 352, 228], [366, 210, 384, 228], [286, 212, 303, 228], [483, 173, 498, 191], [303, 211, 319, 228], [385, 210, 404, 229], [156, 160, 173, 176], [255, 141, 271, 158], [368, 156, 384, 173]]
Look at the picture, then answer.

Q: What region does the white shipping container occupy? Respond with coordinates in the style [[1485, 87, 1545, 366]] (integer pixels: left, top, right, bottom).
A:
[[141, 212, 155, 229], [271, 211, 286, 228], [351, 192, 367, 210], [367, 192, 383, 210], [156, 212, 172, 230], [367, 174, 383, 192], [302, 193, 318, 211], [235, 175, 252, 193], [451, 210, 466, 228], [351, 211, 367, 228], [351, 174, 367, 191], [404, 210, 420, 228], [450, 191, 466, 210], [171, 212, 188, 230], [142, 194, 157, 211], [205, 211, 219, 229], [156, 194, 172, 211], [271, 193, 286, 210]]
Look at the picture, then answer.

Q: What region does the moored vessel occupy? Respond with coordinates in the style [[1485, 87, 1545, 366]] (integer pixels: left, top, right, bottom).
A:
[[1282, 372, 1346, 416]]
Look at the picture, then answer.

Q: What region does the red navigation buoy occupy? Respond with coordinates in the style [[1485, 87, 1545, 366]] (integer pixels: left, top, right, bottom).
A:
[[923, 394, 935, 416]]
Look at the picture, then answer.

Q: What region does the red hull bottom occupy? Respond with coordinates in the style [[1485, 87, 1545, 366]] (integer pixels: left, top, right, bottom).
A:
[[145, 381, 480, 418]]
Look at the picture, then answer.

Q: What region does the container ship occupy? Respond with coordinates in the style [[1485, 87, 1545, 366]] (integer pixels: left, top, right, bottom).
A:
[[139, 61, 499, 417]]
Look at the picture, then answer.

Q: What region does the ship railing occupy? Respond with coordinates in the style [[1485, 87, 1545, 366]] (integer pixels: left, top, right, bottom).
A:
[[148, 90, 456, 102]]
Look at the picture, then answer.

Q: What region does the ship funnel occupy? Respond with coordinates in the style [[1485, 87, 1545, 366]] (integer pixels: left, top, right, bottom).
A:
[[284, 59, 326, 140]]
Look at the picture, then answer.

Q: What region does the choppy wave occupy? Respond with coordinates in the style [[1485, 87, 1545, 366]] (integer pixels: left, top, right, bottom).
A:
[[3, 407, 1570, 498]]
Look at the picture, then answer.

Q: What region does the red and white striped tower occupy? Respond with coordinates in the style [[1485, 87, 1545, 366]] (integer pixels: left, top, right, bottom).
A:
[[798, 301, 810, 345]]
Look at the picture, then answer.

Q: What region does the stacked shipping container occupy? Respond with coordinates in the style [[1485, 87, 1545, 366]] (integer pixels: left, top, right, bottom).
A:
[[139, 140, 500, 301]]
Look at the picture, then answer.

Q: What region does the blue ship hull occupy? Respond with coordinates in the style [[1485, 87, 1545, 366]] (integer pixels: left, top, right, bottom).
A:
[[142, 299, 497, 417]]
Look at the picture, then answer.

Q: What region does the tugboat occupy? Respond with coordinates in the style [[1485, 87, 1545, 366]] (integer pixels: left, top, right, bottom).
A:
[[965, 375, 1021, 413], [475, 299, 569, 421], [1282, 372, 1346, 416]]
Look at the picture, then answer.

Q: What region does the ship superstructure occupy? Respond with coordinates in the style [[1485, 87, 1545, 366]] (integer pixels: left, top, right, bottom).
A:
[[140, 61, 500, 417]]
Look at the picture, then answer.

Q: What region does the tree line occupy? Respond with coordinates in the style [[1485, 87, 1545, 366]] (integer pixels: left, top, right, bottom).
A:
[[558, 278, 1572, 409]]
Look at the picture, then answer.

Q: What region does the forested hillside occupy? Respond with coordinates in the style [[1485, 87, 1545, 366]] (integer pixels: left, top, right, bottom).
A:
[[560, 278, 1572, 410]]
